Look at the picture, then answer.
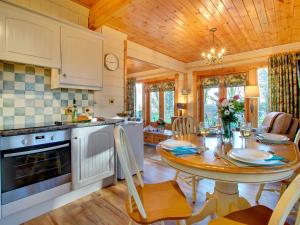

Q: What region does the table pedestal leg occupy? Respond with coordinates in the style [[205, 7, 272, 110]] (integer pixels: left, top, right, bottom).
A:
[[186, 182, 251, 225]]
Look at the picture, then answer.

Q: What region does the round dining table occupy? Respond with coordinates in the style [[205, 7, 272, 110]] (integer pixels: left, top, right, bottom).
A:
[[157, 132, 300, 225]]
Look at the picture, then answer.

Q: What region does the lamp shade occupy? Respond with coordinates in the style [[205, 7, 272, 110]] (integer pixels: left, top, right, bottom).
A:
[[245, 85, 260, 98], [176, 103, 187, 109]]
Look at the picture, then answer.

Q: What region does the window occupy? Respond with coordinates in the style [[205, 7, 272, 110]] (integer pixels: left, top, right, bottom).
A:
[[204, 88, 219, 126], [135, 83, 143, 119], [150, 91, 159, 122], [257, 68, 269, 126], [164, 91, 174, 123], [226, 86, 245, 100]]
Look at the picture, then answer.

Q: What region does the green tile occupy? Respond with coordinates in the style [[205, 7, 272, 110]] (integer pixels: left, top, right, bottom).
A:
[[35, 75, 44, 84], [25, 83, 35, 91], [3, 99, 14, 107], [61, 114, 68, 121], [45, 84, 51, 91], [88, 100, 94, 106], [25, 116, 35, 126], [15, 107, 25, 116], [3, 81, 14, 90], [44, 68, 51, 76], [35, 107, 44, 115], [76, 100, 82, 106], [15, 90, 25, 94], [0, 107, 2, 116], [68, 93, 75, 100], [44, 115, 53, 123], [0, 71, 3, 80], [3, 116, 14, 129], [61, 100, 68, 107], [53, 107, 60, 114], [3, 63, 14, 72], [35, 92, 44, 99], [25, 66, 35, 74], [53, 92, 61, 100], [15, 73, 25, 82], [82, 93, 88, 100], [44, 99, 52, 107], [25, 99, 35, 107]]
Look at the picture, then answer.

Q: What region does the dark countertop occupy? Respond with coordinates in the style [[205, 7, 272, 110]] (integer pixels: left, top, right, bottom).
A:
[[0, 119, 124, 137]]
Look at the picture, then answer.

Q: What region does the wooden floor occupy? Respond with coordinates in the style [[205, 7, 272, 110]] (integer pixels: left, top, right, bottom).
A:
[[24, 146, 284, 225]]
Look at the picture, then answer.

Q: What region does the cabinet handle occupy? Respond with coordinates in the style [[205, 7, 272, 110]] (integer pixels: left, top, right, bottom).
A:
[[63, 73, 67, 77], [74, 137, 78, 139]]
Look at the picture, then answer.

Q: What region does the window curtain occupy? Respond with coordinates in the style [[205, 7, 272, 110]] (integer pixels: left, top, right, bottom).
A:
[[268, 53, 300, 118], [224, 73, 247, 87], [201, 77, 220, 88], [126, 78, 136, 116]]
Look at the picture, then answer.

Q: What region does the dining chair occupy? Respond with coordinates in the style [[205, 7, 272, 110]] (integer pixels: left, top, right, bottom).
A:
[[172, 116, 200, 203], [256, 129, 300, 203], [209, 173, 300, 225], [114, 126, 192, 225]]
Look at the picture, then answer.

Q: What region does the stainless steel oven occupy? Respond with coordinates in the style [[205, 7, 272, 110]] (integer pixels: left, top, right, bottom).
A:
[[0, 130, 71, 205]]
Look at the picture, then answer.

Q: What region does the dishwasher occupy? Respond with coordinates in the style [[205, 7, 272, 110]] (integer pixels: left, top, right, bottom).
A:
[[117, 122, 144, 179]]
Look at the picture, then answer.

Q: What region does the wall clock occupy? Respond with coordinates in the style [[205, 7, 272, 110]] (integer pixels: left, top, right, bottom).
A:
[[104, 53, 119, 71]]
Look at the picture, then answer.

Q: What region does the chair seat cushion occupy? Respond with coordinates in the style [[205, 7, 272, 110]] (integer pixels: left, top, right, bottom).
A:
[[126, 180, 192, 224], [224, 205, 289, 225]]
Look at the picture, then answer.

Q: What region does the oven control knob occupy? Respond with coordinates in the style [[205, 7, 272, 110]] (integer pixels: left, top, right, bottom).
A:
[[21, 139, 28, 145]]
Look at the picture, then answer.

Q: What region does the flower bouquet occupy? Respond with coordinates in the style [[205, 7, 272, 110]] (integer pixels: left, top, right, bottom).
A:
[[218, 95, 244, 141], [156, 118, 166, 132]]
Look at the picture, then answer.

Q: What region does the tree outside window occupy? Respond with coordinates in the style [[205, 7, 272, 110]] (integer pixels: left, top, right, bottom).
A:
[[257, 68, 269, 126], [164, 91, 174, 123], [150, 91, 160, 122]]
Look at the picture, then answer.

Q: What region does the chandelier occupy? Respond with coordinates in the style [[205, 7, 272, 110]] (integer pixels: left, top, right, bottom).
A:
[[202, 28, 225, 65]]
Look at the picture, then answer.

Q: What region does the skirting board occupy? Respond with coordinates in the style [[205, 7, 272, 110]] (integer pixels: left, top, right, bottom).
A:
[[0, 176, 114, 225]]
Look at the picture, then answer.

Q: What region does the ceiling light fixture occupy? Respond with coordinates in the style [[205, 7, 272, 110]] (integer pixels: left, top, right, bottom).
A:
[[202, 28, 225, 65]]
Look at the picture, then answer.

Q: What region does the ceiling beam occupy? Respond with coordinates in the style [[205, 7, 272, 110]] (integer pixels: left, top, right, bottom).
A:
[[89, 0, 133, 30]]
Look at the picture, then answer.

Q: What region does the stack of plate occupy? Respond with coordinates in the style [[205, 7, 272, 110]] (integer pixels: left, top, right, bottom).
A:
[[256, 133, 290, 144], [227, 148, 282, 166], [160, 139, 196, 150]]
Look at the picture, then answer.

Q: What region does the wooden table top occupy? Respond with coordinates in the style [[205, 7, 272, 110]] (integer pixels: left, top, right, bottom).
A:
[[157, 133, 300, 175]]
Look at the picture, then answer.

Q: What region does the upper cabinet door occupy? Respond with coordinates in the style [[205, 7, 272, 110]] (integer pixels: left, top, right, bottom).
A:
[[0, 2, 61, 68], [60, 26, 103, 89]]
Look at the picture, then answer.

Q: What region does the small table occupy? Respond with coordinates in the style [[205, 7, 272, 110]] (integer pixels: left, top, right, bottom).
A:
[[144, 129, 173, 145], [157, 133, 300, 224]]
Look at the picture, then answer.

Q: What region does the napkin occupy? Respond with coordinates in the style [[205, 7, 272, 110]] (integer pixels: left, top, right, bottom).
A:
[[171, 146, 198, 156]]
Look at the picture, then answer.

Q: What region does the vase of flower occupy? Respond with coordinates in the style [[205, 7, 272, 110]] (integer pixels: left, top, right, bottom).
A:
[[218, 95, 244, 143], [156, 118, 166, 132]]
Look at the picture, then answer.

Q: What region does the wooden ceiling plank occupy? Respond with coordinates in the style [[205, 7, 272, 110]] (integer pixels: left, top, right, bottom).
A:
[[89, 0, 133, 30]]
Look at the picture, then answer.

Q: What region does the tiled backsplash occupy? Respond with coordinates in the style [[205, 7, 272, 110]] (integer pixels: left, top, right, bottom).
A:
[[0, 61, 94, 129]]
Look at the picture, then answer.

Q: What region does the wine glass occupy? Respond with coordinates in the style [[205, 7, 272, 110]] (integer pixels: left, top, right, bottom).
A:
[[240, 122, 252, 148], [199, 122, 210, 150]]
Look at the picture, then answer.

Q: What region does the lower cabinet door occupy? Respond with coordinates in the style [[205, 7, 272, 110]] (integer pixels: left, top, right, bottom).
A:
[[71, 125, 114, 190]]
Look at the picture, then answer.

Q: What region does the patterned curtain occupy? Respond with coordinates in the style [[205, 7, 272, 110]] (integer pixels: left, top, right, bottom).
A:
[[126, 78, 136, 116], [268, 53, 300, 118], [161, 81, 175, 91], [224, 73, 247, 87], [201, 77, 220, 88]]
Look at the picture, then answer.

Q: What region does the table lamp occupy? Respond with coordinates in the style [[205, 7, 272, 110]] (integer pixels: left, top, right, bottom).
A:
[[176, 103, 187, 116], [245, 85, 260, 126]]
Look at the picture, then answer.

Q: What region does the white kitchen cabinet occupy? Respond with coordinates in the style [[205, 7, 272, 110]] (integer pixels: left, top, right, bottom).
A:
[[0, 2, 61, 68], [51, 26, 103, 90], [71, 125, 114, 190]]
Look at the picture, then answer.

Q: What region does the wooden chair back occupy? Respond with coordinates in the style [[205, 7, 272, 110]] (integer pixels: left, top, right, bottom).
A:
[[114, 126, 147, 219], [294, 129, 300, 147], [172, 116, 195, 135], [269, 173, 300, 225]]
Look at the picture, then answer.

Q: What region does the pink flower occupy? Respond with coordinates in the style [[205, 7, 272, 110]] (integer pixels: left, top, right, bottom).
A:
[[233, 95, 240, 100], [219, 97, 225, 103]]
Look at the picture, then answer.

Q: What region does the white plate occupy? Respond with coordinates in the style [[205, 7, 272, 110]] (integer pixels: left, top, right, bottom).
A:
[[258, 133, 289, 141], [229, 148, 273, 161], [228, 152, 281, 165], [160, 139, 195, 150]]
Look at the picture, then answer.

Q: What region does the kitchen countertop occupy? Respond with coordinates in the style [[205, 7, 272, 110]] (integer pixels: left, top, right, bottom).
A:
[[0, 119, 124, 137]]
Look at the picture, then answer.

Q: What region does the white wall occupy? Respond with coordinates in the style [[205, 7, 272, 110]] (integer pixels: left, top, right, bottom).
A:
[[4, 0, 89, 27], [93, 26, 127, 118]]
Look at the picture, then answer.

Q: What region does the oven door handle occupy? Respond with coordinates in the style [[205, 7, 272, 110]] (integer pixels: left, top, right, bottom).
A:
[[3, 143, 70, 158]]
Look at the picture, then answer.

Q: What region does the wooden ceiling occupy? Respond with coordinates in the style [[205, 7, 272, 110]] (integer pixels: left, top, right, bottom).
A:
[[127, 58, 159, 74], [75, 0, 300, 63]]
